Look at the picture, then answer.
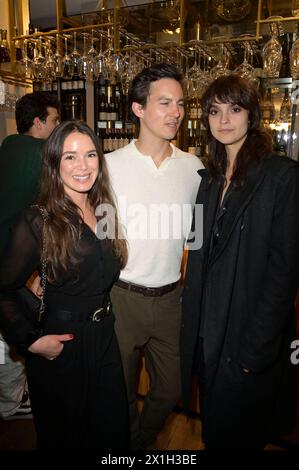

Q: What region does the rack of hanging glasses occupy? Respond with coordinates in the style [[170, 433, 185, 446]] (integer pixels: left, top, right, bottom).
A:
[[2, 0, 299, 160]]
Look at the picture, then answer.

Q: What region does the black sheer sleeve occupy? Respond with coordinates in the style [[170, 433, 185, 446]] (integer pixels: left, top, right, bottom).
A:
[[0, 206, 43, 346]]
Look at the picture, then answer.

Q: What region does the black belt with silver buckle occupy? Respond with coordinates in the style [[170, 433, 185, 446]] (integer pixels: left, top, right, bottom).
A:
[[115, 280, 179, 297], [89, 301, 112, 322], [48, 300, 112, 323]]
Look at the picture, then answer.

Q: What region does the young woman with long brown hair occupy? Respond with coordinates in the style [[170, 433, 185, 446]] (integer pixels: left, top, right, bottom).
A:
[[181, 75, 299, 449], [0, 120, 128, 450]]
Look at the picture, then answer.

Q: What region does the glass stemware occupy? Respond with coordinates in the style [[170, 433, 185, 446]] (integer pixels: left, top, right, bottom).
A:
[[62, 36, 74, 79], [185, 43, 204, 98], [290, 35, 299, 79], [71, 32, 81, 78], [43, 41, 56, 83], [95, 32, 107, 80], [262, 20, 283, 78], [234, 41, 255, 80], [20, 40, 33, 79], [86, 30, 98, 81], [79, 33, 89, 79], [210, 42, 231, 80], [108, 53, 124, 85], [33, 37, 46, 81], [54, 34, 63, 78]]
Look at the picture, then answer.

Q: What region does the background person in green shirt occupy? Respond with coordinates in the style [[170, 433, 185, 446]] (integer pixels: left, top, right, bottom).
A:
[[0, 91, 59, 420], [0, 92, 59, 253]]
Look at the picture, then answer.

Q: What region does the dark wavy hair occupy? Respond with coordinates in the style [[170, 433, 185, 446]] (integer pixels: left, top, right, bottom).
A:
[[38, 120, 127, 281], [200, 74, 272, 187], [128, 62, 183, 126]]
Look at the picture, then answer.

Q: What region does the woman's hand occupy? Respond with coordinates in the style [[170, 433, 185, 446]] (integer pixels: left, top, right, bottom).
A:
[[28, 334, 74, 360], [29, 275, 43, 298]]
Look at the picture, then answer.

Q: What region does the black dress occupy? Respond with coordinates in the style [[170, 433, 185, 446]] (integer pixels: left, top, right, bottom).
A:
[[0, 206, 129, 450]]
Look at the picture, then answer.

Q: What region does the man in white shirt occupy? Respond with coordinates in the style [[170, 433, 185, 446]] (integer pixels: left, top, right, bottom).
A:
[[105, 63, 203, 448]]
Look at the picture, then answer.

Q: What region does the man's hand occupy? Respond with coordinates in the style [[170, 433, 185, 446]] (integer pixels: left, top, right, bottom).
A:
[[28, 334, 74, 360]]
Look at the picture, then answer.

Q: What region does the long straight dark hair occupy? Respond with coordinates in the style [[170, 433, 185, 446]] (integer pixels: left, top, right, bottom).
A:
[[38, 120, 127, 281], [200, 74, 272, 187]]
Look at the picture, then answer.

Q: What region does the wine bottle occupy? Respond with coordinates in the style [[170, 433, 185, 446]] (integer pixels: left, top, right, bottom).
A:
[[98, 85, 107, 121], [279, 88, 292, 123], [188, 97, 198, 120], [187, 121, 196, 155], [261, 89, 275, 127], [280, 33, 292, 78], [0, 29, 10, 63]]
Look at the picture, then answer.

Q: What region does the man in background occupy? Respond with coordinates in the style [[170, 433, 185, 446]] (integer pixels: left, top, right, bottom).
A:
[[0, 91, 59, 419]]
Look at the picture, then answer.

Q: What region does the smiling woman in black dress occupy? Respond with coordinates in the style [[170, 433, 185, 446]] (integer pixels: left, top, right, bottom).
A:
[[0, 120, 129, 450]]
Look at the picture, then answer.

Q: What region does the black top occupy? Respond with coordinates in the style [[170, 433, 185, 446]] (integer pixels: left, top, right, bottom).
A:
[[210, 182, 233, 252], [0, 206, 120, 347], [199, 182, 233, 338]]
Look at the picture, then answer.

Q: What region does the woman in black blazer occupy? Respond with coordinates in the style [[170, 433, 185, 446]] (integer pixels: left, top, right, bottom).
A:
[[181, 75, 299, 450]]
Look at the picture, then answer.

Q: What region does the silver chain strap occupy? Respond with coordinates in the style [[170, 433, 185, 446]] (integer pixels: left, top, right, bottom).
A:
[[34, 205, 48, 323]]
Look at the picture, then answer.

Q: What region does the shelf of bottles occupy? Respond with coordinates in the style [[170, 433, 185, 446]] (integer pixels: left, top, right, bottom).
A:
[[95, 77, 135, 152]]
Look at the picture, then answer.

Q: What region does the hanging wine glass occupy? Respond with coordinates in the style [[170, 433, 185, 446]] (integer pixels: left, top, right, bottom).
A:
[[71, 32, 81, 78], [33, 37, 46, 81], [62, 36, 74, 79], [86, 30, 98, 81], [108, 53, 124, 85], [262, 20, 283, 78], [185, 44, 203, 98], [210, 41, 231, 80], [202, 54, 212, 88], [20, 39, 33, 79], [108, 33, 130, 83], [79, 33, 89, 79], [290, 34, 299, 79], [122, 46, 134, 95], [44, 40, 56, 83], [95, 31, 107, 80], [54, 34, 63, 78], [234, 41, 255, 80]]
